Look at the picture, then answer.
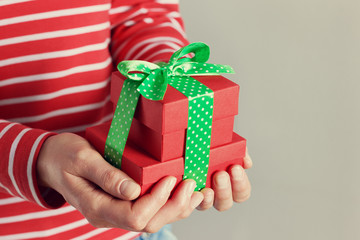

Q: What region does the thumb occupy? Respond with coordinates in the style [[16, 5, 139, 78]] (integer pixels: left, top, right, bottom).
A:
[[79, 150, 141, 200]]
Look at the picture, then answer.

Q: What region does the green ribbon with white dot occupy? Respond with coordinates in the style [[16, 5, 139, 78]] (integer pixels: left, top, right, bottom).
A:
[[105, 42, 234, 191]]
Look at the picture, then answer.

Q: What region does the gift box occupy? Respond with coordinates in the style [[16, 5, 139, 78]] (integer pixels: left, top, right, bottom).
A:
[[127, 116, 235, 161], [140, 158, 244, 195], [86, 121, 246, 196], [111, 71, 240, 134], [111, 71, 239, 161], [94, 42, 246, 191]]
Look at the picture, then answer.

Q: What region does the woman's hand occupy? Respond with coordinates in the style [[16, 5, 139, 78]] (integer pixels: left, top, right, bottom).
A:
[[196, 148, 252, 211], [37, 133, 204, 233]]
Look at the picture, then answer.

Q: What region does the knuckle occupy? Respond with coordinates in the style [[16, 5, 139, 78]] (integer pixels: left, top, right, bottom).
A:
[[175, 198, 188, 212], [153, 190, 170, 203], [74, 145, 92, 161], [126, 216, 147, 231], [81, 200, 100, 223], [99, 169, 118, 190], [180, 205, 189, 214], [179, 209, 192, 219], [72, 146, 93, 172], [144, 224, 161, 234]]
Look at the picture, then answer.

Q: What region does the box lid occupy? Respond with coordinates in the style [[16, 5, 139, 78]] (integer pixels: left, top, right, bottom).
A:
[[111, 71, 239, 134]]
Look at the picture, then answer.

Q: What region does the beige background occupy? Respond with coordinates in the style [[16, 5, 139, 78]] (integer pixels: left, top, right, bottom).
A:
[[173, 1, 360, 239]]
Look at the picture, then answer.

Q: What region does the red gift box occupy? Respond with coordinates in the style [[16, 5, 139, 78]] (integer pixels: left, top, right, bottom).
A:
[[110, 71, 239, 134], [127, 116, 235, 161], [110, 71, 239, 161], [86, 122, 246, 196], [140, 158, 244, 195]]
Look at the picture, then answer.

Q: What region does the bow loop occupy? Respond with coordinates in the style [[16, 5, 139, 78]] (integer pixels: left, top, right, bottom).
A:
[[117, 60, 159, 81], [168, 42, 210, 68], [137, 68, 168, 101], [117, 42, 234, 101]]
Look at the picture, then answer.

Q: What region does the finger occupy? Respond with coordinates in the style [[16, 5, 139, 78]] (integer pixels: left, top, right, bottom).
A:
[[116, 176, 177, 231], [70, 176, 177, 231], [229, 165, 251, 203], [78, 150, 141, 200], [144, 179, 202, 233], [61, 173, 121, 228], [196, 188, 214, 211], [212, 171, 233, 211], [181, 191, 204, 217], [243, 147, 253, 169]]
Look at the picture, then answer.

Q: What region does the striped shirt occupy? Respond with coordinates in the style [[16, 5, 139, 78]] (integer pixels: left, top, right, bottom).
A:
[[0, 0, 188, 239]]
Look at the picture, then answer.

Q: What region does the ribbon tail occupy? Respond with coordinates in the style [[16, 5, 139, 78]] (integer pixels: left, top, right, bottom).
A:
[[173, 62, 235, 76], [169, 76, 214, 191], [105, 79, 141, 168]]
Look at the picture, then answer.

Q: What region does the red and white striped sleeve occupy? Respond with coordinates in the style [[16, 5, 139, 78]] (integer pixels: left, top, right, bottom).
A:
[[0, 120, 64, 209], [109, 0, 189, 64], [0, 0, 189, 211]]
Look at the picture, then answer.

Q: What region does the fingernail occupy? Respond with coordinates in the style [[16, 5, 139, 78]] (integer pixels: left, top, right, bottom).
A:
[[120, 180, 140, 199], [245, 148, 253, 167], [245, 155, 253, 166], [231, 165, 244, 181], [166, 177, 177, 191], [202, 189, 214, 205], [205, 189, 214, 199], [191, 192, 204, 208], [187, 180, 197, 195], [215, 172, 229, 189]]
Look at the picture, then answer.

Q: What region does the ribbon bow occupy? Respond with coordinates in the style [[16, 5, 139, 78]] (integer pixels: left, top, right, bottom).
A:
[[117, 42, 234, 101]]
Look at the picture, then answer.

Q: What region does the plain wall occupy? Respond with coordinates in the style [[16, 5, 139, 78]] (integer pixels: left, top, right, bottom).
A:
[[173, 1, 360, 239]]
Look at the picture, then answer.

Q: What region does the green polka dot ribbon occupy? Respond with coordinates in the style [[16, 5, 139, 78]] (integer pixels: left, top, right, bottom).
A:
[[105, 42, 234, 191]]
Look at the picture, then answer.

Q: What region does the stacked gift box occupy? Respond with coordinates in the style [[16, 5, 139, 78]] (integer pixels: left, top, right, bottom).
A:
[[86, 41, 248, 196], [86, 71, 246, 196]]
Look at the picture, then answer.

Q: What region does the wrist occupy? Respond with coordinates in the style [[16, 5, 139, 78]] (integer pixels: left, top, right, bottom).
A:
[[36, 134, 57, 188]]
